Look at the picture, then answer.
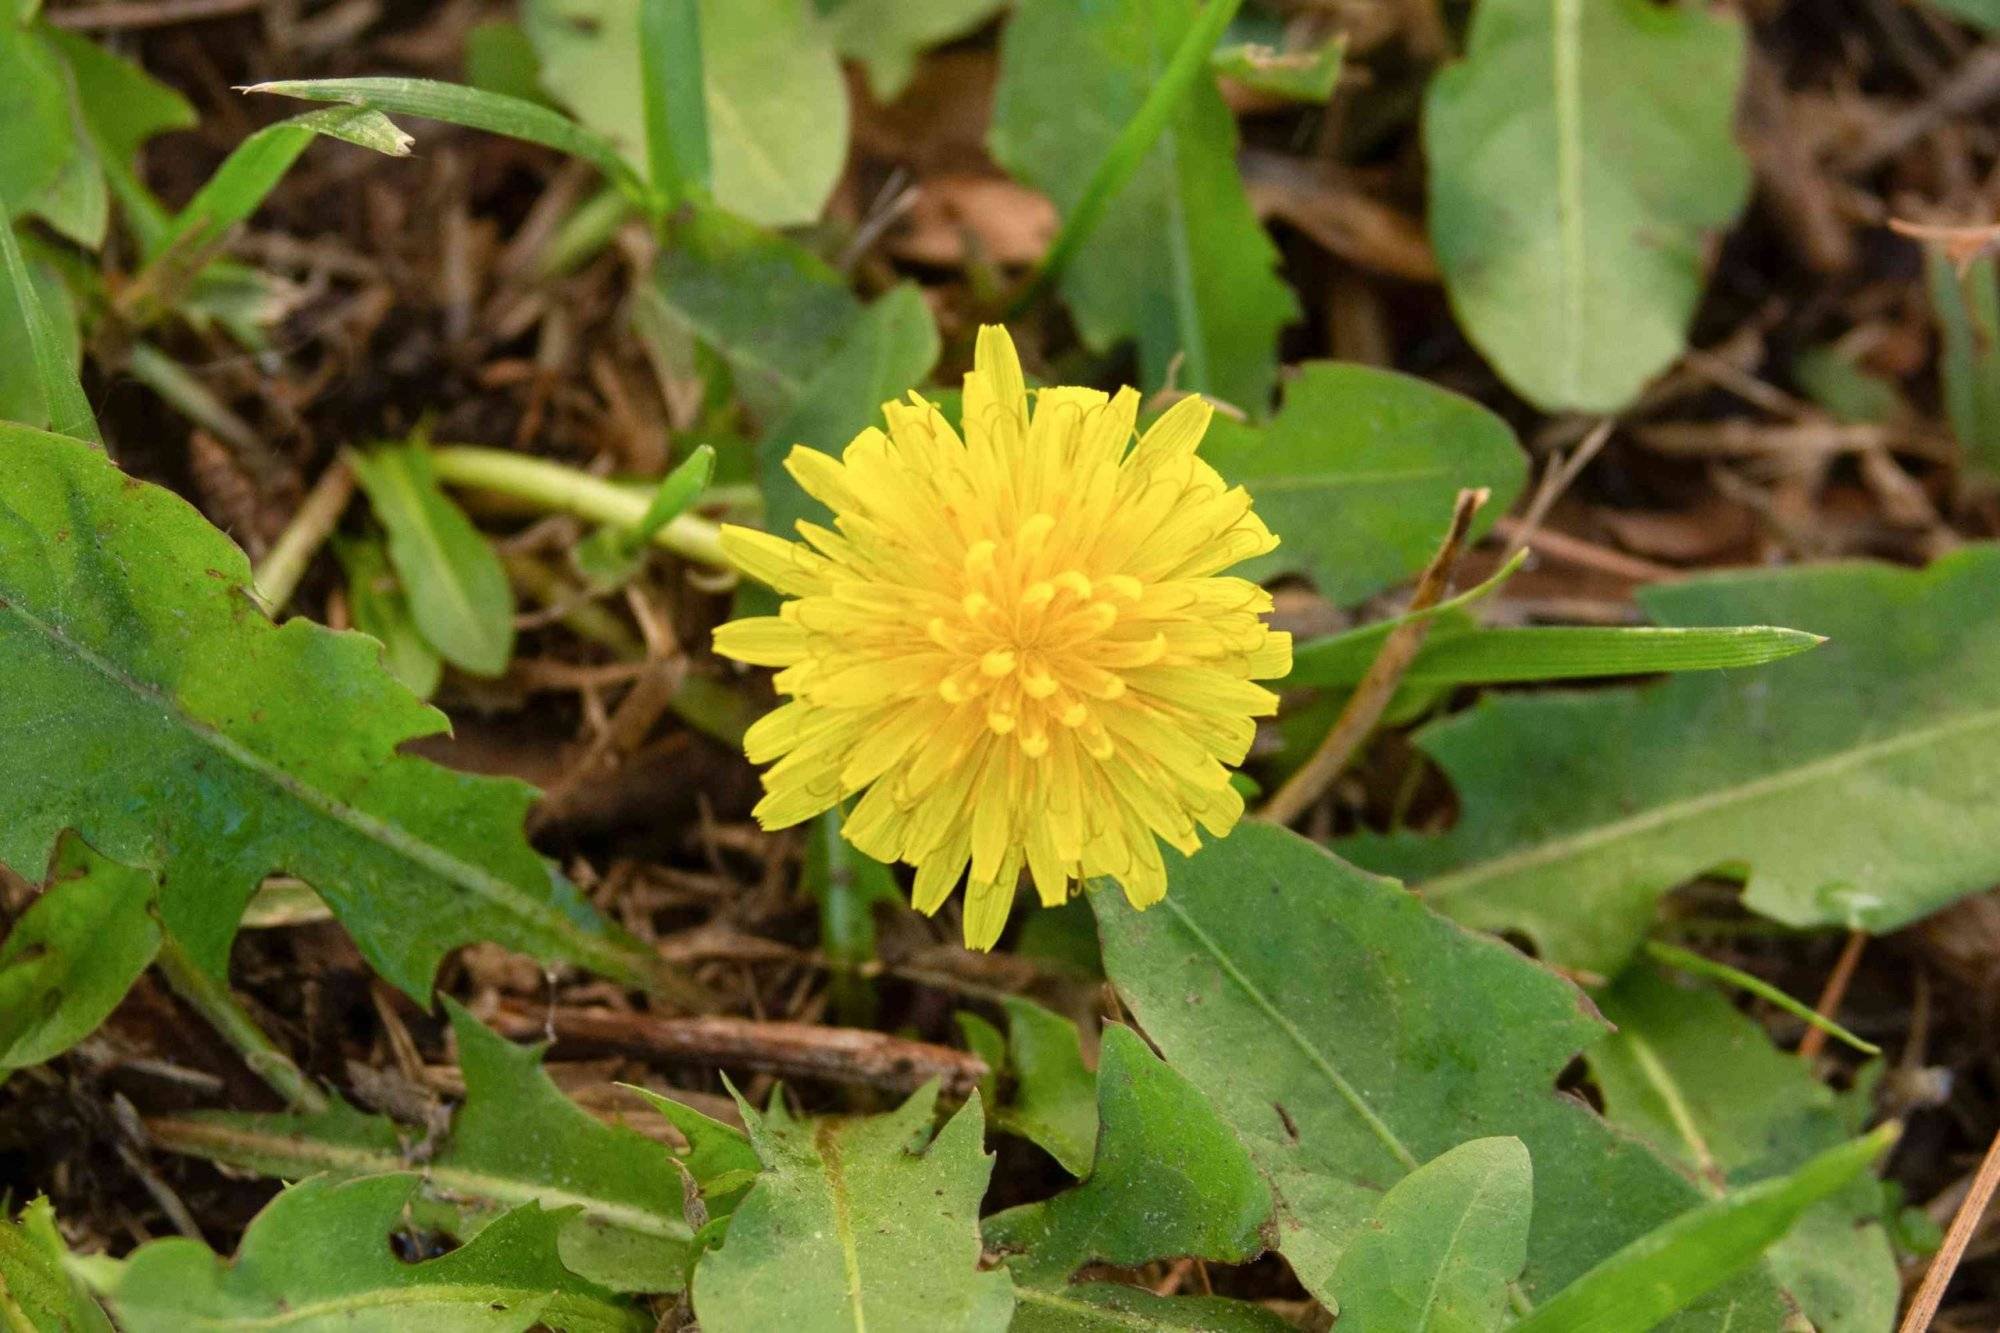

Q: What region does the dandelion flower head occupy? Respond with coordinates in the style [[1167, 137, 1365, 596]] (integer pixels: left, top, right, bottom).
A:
[[713, 326, 1291, 948]]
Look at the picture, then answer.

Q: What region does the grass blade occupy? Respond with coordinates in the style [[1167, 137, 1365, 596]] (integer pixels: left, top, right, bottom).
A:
[[0, 204, 98, 444], [246, 76, 657, 210], [1290, 623, 1822, 690], [1511, 1125, 1897, 1333], [639, 0, 710, 205]]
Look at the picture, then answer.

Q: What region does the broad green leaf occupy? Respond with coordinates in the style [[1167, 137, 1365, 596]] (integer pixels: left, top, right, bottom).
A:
[[147, 1001, 734, 1294], [1424, 0, 1751, 412], [1201, 363, 1525, 605], [247, 76, 651, 206], [0, 834, 160, 1073], [43, 26, 194, 251], [1927, 250, 2000, 472], [0, 1199, 114, 1333], [1288, 620, 1823, 690], [991, 0, 1297, 412], [1325, 1137, 1531, 1333], [0, 26, 90, 240], [1011, 1284, 1293, 1332], [1511, 1127, 1896, 1333], [105, 1174, 646, 1332], [1342, 547, 2000, 975], [1590, 967, 1897, 1332], [524, 0, 847, 227], [0, 213, 92, 442], [0, 427, 666, 999], [335, 535, 443, 699], [465, 20, 552, 106], [760, 281, 940, 539], [986, 1024, 1270, 1285], [351, 445, 516, 677], [1092, 822, 1791, 1326], [692, 1087, 1014, 1332], [824, 0, 1005, 100], [989, 997, 1098, 1177], [151, 107, 411, 262], [649, 207, 862, 420]]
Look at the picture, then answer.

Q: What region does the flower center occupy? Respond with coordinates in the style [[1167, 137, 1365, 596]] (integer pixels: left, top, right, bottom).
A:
[[923, 513, 1164, 759]]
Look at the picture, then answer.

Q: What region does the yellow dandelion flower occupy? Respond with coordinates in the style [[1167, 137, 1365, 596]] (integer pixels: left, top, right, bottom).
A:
[[713, 325, 1291, 949]]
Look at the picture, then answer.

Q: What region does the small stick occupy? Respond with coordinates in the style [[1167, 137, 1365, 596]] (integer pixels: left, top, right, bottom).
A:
[[1489, 517, 1679, 584], [1900, 1123, 2000, 1332], [252, 458, 355, 615], [485, 1004, 989, 1098], [155, 934, 329, 1115], [46, 0, 261, 30], [1798, 929, 1869, 1063], [1261, 489, 1486, 826]]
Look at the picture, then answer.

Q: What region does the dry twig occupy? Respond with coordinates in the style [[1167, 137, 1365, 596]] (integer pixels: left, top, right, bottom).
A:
[[1901, 1123, 2000, 1332], [1260, 489, 1487, 826]]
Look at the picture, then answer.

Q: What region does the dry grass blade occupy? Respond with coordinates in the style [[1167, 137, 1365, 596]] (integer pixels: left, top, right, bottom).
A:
[[1260, 487, 1488, 826], [1901, 1122, 2000, 1332]]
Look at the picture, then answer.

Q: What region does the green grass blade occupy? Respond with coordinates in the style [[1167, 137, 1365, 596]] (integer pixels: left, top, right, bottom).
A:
[[0, 205, 98, 444], [1927, 249, 2000, 473], [639, 0, 711, 205], [1010, 0, 1248, 312], [1291, 623, 1821, 690], [246, 76, 658, 211], [1511, 1125, 1897, 1333]]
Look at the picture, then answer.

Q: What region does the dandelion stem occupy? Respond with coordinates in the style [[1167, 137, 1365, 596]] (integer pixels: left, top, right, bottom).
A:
[[428, 445, 728, 566], [1260, 488, 1487, 826], [1007, 0, 1249, 318]]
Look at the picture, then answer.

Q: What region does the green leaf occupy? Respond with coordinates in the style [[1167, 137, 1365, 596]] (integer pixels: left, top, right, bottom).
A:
[[351, 444, 517, 677], [986, 1024, 1270, 1285], [1924, 0, 2000, 29], [148, 1001, 742, 1294], [692, 1087, 1014, 1332], [1211, 35, 1345, 103], [0, 26, 92, 241], [0, 833, 160, 1073], [524, 0, 846, 227], [1791, 343, 1905, 427], [1510, 1127, 1897, 1333], [0, 426, 666, 1000], [1011, 1284, 1294, 1332], [823, 0, 1005, 100], [104, 1174, 647, 1332], [151, 107, 411, 261], [573, 444, 717, 590], [1926, 250, 2000, 472], [804, 809, 899, 1025], [0, 228, 78, 430], [649, 206, 863, 421], [638, 0, 710, 206], [1342, 547, 2000, 975], [991, 0, 1297, 412], [761, 281, 941, 538], [1091, 822, 1792, 1326], [43, 26, 195, 249], [1589, 966, 1898, 1332], [464, 19, 552, 105], [335, 535, 443, 699], [247, 76, 652, 207], [988, 998, 1099, 1178], [1424, 0, 1751, 412], [1200, 363, 1526, 605], [1325, 1137, 1531, 1333], [1288, 621, 1823, 691], [0, 208, 95, 443], [0, 1199, 114, 1333]]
